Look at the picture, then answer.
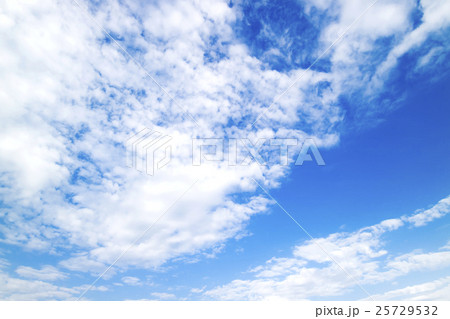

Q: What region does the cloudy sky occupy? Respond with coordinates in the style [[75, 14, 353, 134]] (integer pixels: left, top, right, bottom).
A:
[[0, 0, 449, 300]]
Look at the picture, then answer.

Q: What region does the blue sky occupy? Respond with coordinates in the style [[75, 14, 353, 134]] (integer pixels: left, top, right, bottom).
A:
[[0, 0, 450, 300]]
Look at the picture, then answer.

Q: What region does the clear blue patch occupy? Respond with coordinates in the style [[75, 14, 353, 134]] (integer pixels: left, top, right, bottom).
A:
[[234, 0, 324, 72], [410, 0, 424, 29]]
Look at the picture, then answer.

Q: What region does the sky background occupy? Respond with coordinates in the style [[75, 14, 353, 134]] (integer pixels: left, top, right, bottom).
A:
[[0, 0, 450, 300]]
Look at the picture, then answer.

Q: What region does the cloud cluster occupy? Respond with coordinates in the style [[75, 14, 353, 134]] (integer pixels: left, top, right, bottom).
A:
[[0, 0, 449, 300], [0, 0, 299, 272], [0, 266, 107, 300], [15, 265, 68, 281], [368, 276, 450, 301], [204, 196, 450, 300]]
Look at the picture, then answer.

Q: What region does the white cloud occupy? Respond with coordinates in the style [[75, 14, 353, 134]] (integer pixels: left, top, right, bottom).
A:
[[403, 196, 450, 227], [190, 286, 206, 294], [15, 265, 67, 281], [367, 276, 450, 301], [302, 0, 450, 119], [121, 276, 141, 286], [0, 269, 106, 300], [0, 258, 10, 269], [370, 0, 450, 89], [0, 272, 76, 300], [0, 1, 298, 272], [0, 0, 337, 274], [205, 195, 450, 300], [415, 47, 444, 69], [384, 250, 450, 276]]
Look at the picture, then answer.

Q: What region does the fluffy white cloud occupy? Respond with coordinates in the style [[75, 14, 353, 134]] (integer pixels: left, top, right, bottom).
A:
[[404, 196, 450, 226], [367, 276, 450, 301], [371, 0, 450, 88], [0, 272, 76, 300], [302, 0, 450, 120], [0, 0, 338, 275], [121, 276, 142, 286], [15, 265, 67, 281], [384, 251, 450, 276], [205, 195, 450, 300], [0, 0, 250, 262], [0, 270, 107, 300]]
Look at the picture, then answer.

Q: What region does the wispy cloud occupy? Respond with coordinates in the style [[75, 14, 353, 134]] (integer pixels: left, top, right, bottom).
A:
[[204, 195, 450, 300], [15, 265, 68, 281]]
